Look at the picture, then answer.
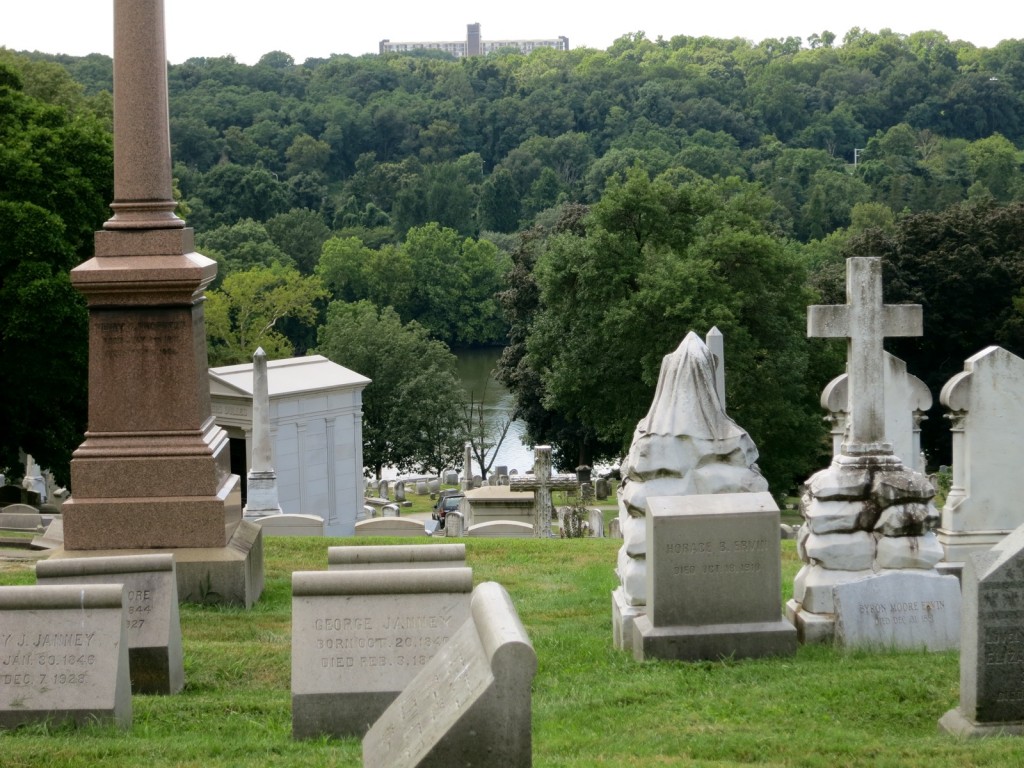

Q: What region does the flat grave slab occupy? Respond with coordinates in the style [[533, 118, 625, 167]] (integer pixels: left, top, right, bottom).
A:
[[35, 552, 183, 694], [291, 566, 473, 738], [363, 581, 536, 768], [0, 583, 131, 729]]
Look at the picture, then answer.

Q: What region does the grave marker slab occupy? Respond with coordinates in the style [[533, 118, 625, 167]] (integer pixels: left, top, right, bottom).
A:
[[833, 570, 960, 651], [940, 523, 1024, 737], [633, 493, 796, 661], [291, 567, 473, 738], [363, 581, 536, 768], [0, 584, 131, 729], [35, 553, 183, 694], [354, 518, 429, 537], [328, 543, 466, 570]]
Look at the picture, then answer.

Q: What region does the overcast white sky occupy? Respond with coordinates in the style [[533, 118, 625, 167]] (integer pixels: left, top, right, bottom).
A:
[[3, 0, 1018, 64]]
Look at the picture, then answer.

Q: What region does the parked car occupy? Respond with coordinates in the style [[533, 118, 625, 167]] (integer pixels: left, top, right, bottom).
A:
[[431, 491, 463, 529]]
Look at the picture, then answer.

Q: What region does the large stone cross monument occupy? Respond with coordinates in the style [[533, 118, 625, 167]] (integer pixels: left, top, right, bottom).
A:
[[808, 257, 922, 456], [56, 0, 263, 606], [787, 257, 959, 647]]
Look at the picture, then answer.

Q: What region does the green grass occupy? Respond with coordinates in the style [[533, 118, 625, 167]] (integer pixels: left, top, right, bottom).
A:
[[2, 537, 1023, 767]]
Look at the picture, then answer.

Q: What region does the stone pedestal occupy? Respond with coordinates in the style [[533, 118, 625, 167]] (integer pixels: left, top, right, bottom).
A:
[[788, 454, 946, 646], [632, 493, 796, 661]]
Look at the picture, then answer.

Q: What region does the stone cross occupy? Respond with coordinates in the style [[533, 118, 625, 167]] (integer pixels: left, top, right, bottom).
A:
[[244, 347, 282, 516], [508, 446, 578, 538], [808, 257, 922, 455]]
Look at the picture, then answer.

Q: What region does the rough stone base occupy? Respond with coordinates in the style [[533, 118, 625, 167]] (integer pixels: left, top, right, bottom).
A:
[[785, 599, 836, 645], [939, 708, 1024, 738], [632, 615, 797, 662], [293, 691, 397, 739], [47, 520, 264, 608], [611, 587, 644, 652]]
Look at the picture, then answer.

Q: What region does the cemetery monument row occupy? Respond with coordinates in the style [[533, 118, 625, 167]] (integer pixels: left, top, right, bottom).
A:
[[786, 257, 960, 648], [50, 0, 263, 606]]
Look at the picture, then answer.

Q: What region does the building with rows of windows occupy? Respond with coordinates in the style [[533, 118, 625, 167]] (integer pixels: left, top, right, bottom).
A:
[[379, 23, 568, 57]]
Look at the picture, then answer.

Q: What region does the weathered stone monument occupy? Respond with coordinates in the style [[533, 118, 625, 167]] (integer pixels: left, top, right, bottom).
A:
[[0, 584, 131, 729], [937, 346, 1024, 566], [54, 0, 262, 606], [291, 567, 473, 738], [509, 446, 578, 538], [243, 348, 283, 518], [612, 331, 769, 651], [633, 492, 796, 661], [821, 351, 932, 472], [940, 522, 1024, 737], [35, 553, 183, 694], [787, 257, 954, 647], [363, 581, 537, 768]]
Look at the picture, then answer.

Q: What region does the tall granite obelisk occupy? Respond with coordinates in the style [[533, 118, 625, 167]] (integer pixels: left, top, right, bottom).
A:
[[58, 0, 262, 606]]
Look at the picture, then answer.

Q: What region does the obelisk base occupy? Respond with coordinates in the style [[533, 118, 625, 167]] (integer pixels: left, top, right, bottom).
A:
[[47, 519, 264, 608]]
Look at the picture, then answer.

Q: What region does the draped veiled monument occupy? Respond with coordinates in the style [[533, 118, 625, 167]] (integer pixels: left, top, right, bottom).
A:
[[612, 332, 791, 658], [55, 0, 263, 606], [787, 257, 959, 647]]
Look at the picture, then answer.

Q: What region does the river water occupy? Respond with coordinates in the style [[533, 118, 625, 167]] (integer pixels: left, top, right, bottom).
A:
[[454, 346, 534, 473]]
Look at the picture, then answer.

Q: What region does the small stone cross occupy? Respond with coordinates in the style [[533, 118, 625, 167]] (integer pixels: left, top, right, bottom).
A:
[[808, 257, 922, 455], [508, 446, 578, 538]]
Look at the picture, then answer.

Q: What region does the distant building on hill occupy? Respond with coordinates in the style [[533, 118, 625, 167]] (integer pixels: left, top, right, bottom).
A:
[[380, 23, 569, 58]]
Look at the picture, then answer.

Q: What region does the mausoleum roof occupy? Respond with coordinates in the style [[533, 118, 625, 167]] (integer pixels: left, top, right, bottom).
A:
[[209, 355, 371, 398]]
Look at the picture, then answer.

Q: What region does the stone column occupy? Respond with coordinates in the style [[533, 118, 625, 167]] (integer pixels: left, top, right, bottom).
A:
[[461, 441, 473, 492], [62, 0, 241, 551]]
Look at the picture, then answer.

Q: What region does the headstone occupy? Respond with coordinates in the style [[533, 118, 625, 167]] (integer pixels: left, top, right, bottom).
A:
[[35, 553, 183, 694], [632, 493, 796, 661], [509, 468, 518, 475], [789, 257, 942, 645], [416, 481, 428, 495], [472, 475, 482, 489], [940, 522, 1024, 737], [291, 567, 473, 738], [0, 584, 131, 729], [328, 544, 466, 570], [394, 481, 406, 502], [354, 518, 429, 537], [31, 518, 64, 550], [56, 0, 261, 607], [466, 520, 534, 538], [363, 581, 536, 768], [368, 479, 380, 495], [613, 331, 768, 651], [358, 505, 373, 522], [243, 347, 283, 517], [820, 351, 932, 472], [253, 514, 325, 537], [833, 571, 960, 651], [0, 509, 43, 532], [487, 475, 499, 487], [382, 504, 400, 517], [608, 517, 622, 539], [21, 454, 47, 505], [589, 507, 605, 538], [595, 477, 610, 500], [576, 465, 592, 485], [444, 470, 459, 486], [444, 511, 465, 538], [937, 346, 1024, 565]]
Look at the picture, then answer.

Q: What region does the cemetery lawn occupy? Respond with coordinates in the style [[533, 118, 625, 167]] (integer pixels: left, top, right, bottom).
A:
[[2, 538, 1023, 767]]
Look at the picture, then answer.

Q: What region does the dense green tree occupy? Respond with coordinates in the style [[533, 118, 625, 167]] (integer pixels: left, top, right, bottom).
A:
[[317, 301, 465, 478], [0, 57, 112, 485], [195, 218, 293, 284], [205, 263, 326, 365], [263, 208, 331, 275]]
